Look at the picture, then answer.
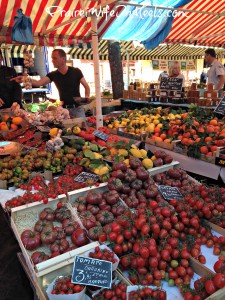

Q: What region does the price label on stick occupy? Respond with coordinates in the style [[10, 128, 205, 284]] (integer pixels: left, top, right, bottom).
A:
[[72, 255, 112, 288], [157, 185, 183, 200], [75, 172, 99, 183], [93, 130, 109, 141]]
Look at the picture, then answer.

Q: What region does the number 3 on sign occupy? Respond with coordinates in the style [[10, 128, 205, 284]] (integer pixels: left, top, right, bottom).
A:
[[75, 269, 85, 282]]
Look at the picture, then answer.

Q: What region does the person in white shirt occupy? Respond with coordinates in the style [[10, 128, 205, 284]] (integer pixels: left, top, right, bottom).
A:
[[158, 70, 168, 82], [204, 48, 225, 97]]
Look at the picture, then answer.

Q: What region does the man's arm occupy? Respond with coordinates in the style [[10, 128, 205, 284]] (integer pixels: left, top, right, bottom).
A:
[[11, 75, 51, 87], [80, 77, 90, 98], [216, 75, 225, 91], [31, 76, 51, 87]]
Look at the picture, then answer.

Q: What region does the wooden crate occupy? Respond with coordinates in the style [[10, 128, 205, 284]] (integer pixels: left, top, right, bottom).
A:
[[155, 140, 175, 150], [10, 195, 99, 293], [190, 258, 225, 300]]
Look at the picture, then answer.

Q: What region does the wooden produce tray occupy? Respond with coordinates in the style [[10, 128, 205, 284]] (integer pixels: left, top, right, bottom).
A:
[[147, 161, 180, 175], [154, 140, 175, 151], [190, 257, 225, 300], [10, 195, 99, 289], [117, 127, 140, 141]]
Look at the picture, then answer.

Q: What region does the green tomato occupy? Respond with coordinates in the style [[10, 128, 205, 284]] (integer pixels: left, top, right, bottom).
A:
[[170, 260, 179, 268], [168, 279, 175, 287]]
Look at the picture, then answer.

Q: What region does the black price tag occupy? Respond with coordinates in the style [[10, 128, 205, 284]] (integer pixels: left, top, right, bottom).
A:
[[160, 77, 183, 91], [215, 157, 225, 166], [157, 185, 183, 200], [93, 130, 109, 141], [72, 255, 112, 288], [75, 172, 99, 183], [214, 96, 225, 115]]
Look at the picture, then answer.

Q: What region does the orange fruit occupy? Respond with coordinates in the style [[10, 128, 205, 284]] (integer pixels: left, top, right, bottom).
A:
[[155, 137, 163, 142], [10, 123, 18, 130], [207, 152, 213, 156], [206, 125, 215, 133], [0, 122, 9, 131], [154, 127, 161, 133], [187, 139, 194, 145], [12, 116, 23, 125], [164, 138, 171, 143], [160, 133, 167, 140], [193, 120, 200, 127], [3, 115, 10, 121], [209, 119, 218, 126], [181, 138, 189, 145], [205, 136, 212, 143], [183, 132, 190, 138], [200, 146, 209, 154], [210, 145, 217, 152]]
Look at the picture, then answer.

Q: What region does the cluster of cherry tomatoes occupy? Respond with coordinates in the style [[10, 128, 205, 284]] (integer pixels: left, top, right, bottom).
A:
[[51, 276, 84, 295]]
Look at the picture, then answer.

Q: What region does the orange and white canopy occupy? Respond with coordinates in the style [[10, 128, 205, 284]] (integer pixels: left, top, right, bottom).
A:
[[0, 0, 124, 46], [165, 0, 225, 47]]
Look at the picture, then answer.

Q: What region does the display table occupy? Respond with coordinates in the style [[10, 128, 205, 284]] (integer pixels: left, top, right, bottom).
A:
[[121, 99, 216, 110], [146, 143, 225, 182]]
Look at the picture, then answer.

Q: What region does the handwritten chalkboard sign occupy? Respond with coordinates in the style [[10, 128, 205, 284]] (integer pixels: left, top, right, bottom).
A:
[[214, 96, 225, 115], [160, 77, 183, 91], [93, 130, 109, 141], [157, 185, 183, 200], [75, 172, 99, 183], [72, 255, 112, 288]]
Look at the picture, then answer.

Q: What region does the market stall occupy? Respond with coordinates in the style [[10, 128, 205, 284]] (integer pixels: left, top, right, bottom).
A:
[[1, 1, 225, 299]]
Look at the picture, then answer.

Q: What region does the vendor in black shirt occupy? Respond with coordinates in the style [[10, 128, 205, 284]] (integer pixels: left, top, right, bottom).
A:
[[0, 50, 22, 108], [11, 48, 90, 119]]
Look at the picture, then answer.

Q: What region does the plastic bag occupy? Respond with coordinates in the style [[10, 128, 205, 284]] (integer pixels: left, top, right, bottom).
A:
[[11, 8, 33, 44]]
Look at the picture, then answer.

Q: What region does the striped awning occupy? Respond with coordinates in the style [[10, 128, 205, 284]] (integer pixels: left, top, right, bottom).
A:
[[0, 0, 224, 48], [8, 45, 36, 58], [165, 0, 225, 47], [0, 0, 125, 46], [69, 40, 225, 60]]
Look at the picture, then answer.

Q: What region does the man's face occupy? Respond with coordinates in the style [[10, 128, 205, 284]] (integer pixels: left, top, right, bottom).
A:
[[51, 51, 65, 68], [204, 53, 211, 64]]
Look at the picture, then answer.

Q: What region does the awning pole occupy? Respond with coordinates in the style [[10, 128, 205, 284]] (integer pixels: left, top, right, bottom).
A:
[[91, 14, 103, 128], [126, 50, 130, 89]]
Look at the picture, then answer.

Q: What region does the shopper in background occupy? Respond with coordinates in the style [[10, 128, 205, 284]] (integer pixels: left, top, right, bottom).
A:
[[204, 48, 225, 97], [11, 49, 90, 119], [200, 70, 207, 84], [0, 50, 22, 108], [168, 61, 185, 86], [158, 70, 168, 82]]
